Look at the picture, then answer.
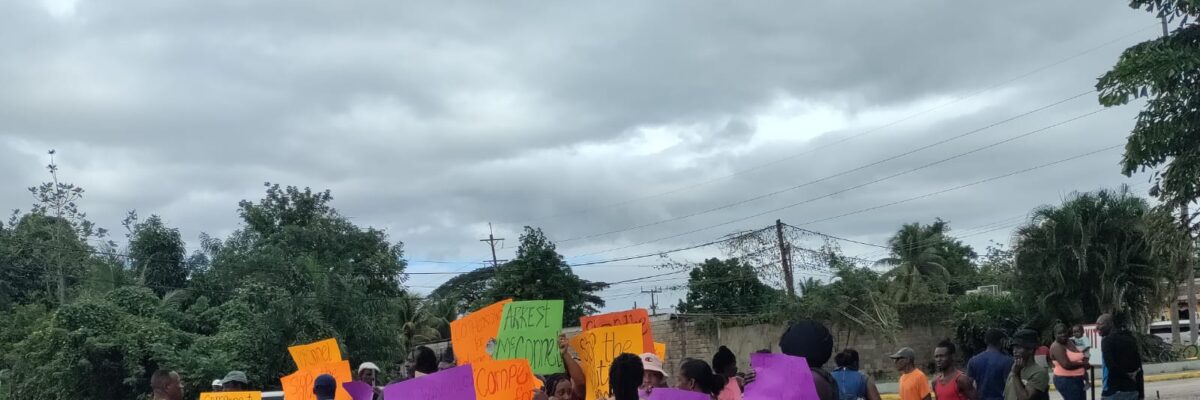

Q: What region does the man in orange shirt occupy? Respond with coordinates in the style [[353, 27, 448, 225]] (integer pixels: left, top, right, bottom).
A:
[[891, 347, 932, 400]]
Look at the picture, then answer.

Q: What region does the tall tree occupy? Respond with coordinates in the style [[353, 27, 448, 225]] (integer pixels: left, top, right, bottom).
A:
[[677, 258, 780, 315], [429, 265, 496, 312], [877, 220, 975, 303], [486, 227, 608, 324], [126, 213, 187, 297], [1098, 0, 1199, 342], [1013, 187, 1176, 331]]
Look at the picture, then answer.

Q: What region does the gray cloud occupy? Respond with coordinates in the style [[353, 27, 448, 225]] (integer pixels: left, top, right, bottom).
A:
[[0, 0, 1164, 309]]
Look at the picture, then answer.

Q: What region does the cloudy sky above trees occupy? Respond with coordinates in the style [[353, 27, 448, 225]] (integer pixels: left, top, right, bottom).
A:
[[0, 0, 1162, 310]]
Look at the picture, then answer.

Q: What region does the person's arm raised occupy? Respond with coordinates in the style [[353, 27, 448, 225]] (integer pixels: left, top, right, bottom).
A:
[[559, 334, 587, 399]]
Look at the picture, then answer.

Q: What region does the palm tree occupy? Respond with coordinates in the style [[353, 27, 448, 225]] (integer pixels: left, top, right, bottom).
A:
[[1013, 186, 1178, 331], [877, 221, 953, 303], [396, 293, 444, 356]]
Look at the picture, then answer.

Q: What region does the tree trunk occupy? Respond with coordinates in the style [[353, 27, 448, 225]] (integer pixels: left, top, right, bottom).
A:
[[1171, 282, 1182, 345], [1188, 261, 1198, 344]]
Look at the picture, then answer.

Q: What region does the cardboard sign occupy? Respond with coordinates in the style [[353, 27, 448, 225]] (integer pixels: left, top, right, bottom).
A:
[[280, 360, 353, 400], [743, 353, 819, 400], [383, 365, 475, 400], [647, 388, 711, 400], [569, 324, 644, 400], [580, 309, 654, 353], [199, 392, 262, 400], [493, 300, 565, 375], [654, 342, 666, 362], [472, 359, 544, 400], [451, 299, 513, 366], [288, 338, 343, 370], [341, 381, 375, 400]]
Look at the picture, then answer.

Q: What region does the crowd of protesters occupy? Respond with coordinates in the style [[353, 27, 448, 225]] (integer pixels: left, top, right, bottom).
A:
[[148, 313, 1144, 400]]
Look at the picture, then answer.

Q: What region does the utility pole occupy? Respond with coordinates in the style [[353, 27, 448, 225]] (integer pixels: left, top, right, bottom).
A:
[[480, 223, 506, 268], [776, 219, 794, 297], [641, 287, 662, 315]]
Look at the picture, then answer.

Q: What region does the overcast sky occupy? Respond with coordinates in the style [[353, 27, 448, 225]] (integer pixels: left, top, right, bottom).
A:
[[1, 0, 1164, 311]]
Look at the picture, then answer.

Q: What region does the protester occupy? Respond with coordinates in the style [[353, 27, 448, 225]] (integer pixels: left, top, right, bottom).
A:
[[831, 349, 881, 400], [1049, 323, 1088, 400], [778, 320, 840, 400], [544, 373, 576, 400], [220, 371, 249, 391], [890, 347, 931, 400], [439, 346, 457, 370], [639, 352, 670, 398], [408, 346, 439, 378], [1096, 314, 1143, 400], [932, 340, 977, 400], [675, 358, 727, 399], [357, 362, 382, 399], [554, 334, 588, 400], [967, 328, 1013, 400], [1005, 329, 1049, 400], [1070, 324, 1091, 354], [314, 374, 337, 400], [711, 346, 742, 400], [611, 353, 645, 400], [150, 369, 184, 400]]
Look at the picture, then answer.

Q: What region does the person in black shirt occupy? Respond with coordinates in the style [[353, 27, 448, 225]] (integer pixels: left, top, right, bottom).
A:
[[1096, 313, 1144, 400]]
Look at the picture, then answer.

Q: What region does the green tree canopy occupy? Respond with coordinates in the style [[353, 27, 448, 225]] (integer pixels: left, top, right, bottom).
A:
[[676, 258, 781, 315], [127, 213, 187, 297], [485, 227, 608, 324], [1013, 187, 1177, 329], [877, 220, 976, 303]]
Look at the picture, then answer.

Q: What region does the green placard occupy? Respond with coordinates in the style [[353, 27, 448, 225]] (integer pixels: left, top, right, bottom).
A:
[[492, 300, 565, 375]]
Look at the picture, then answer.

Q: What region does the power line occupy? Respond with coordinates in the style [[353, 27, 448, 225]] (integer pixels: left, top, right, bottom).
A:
[[500, 23, 1156, 228], [566, 106, 1108, 260], [791, 144, 1125, 227], [553, 90, 1095, 245]]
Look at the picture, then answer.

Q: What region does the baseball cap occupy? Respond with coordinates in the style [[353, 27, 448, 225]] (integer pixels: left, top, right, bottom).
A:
[[211, 379, 222, 388], [221, 371, 249, 385], [358, 362, 381, 373], [640, 353, 669, 377], [889, 347, 916, 360]]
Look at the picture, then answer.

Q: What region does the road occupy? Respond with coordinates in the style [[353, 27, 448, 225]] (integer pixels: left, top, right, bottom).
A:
[[1145, 377, 1200, 400]]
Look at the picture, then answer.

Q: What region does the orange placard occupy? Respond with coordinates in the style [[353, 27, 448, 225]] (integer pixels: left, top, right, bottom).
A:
[[288, 338, 343, 371], [569, 324, 644, 400], [472, 359, 544, 400], [654, 342, 666, 362], [450, 299, 513, 366], [280, 360, 352, 400], [200, 392, 262, 400], [579, 308, 654, 354]]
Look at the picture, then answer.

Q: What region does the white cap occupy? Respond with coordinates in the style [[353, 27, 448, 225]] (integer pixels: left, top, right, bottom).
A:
[[358, 362, 381, 373], [211, 379, 222, 387]]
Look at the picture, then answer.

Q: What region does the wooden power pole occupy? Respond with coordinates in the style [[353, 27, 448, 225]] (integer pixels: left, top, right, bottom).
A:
[[776, 219, 794, 297]]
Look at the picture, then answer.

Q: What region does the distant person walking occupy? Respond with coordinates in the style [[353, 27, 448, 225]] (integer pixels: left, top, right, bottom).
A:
[[933, 340, 977, 400], [676, 358, 728, 399], [356, 362, 382, 400], [1005, 329, 1049, 400], [150, 369, 184, 400], [967, 329, 1014, 400], [1049, 323, 1088, 400], [831, 349, 881, 400], [1096, 314, 1143, 400], [640, 352, 670, 398], [611, 353, 646, 400], [890, 347, 931, 400]]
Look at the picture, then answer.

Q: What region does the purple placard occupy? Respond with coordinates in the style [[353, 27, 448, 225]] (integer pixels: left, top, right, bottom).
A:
[[383, 365, 476, 400], [647, 388, 711, 400], [343, 381, 376, 400], [743, 353, 819, 400]]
